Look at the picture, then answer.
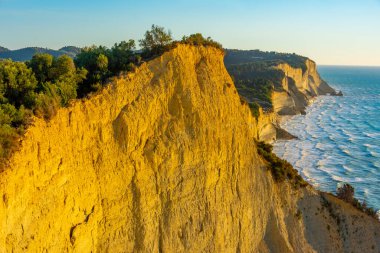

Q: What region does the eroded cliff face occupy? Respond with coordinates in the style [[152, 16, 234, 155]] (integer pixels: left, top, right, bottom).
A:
[[257, 60, 337, 143], [272, 60, 336, 116], [0, 45, 378, 253]]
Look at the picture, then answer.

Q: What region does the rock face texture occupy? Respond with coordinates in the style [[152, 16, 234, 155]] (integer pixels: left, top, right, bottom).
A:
[[272, 60, 336, 116], [0, 45, 378, 253], [258, 59, 338, 143]]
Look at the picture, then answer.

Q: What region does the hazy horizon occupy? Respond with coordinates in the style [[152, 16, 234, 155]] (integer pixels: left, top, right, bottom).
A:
[[1, 0, 380, 66]]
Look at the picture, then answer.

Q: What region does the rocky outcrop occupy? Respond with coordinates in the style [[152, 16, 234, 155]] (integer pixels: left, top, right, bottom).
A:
[[272, 60, 337, 116], [258, 59, 339, 142], [255, 108, 296, 143], [0, 45, 378, 252]]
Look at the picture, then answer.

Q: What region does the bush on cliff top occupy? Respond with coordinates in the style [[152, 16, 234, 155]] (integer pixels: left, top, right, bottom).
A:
[[181, 33, 223, 50], [336, 183, 378, 219]]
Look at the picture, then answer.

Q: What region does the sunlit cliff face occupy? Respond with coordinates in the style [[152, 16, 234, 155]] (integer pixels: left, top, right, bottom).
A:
[[0, 45, 379, 253]]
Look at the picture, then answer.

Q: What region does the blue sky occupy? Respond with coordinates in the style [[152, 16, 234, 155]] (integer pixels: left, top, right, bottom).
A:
[[1, 0, 380, 66]]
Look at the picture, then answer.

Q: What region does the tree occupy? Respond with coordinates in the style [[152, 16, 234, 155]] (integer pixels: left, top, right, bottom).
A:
[[181, 33, 223, 49], [139, 25, 173, 57], [28, 53, 53, 83], [49, 55, 76, 81], [0, 59, 38, 109], [75, 46, 111, 96], [96, 54, 108, 72], [109, 40, 136, 72]]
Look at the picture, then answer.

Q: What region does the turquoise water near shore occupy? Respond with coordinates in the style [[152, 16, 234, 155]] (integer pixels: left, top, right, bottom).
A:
[[273, 66, 380, 211]]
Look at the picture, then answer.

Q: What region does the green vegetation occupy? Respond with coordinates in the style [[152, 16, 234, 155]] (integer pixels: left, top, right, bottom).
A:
[[181, 33, 222, 50], [256, 141, 308, 188], [248, 101, 260, 119], [139, 25, 174, 58], [224, 49, 309, 114], [226, 61, 285, 111], [0, 54, 86, 167], [225, 49, 308, 72], [0, 25, 223, 169], [239, 96, 260, 118], [336, 183, 378, 219]]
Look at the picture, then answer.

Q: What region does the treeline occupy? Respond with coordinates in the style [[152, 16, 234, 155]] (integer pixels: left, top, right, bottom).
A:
[[0, 25, 222, 168], [224, 49, 308, 72]]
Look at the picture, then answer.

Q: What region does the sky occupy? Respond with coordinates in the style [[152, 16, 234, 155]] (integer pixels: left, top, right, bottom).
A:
[[1, 0, 380, 66]]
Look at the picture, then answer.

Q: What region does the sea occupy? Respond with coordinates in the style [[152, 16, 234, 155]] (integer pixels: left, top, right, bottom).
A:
[[273, 66, 380, 211]]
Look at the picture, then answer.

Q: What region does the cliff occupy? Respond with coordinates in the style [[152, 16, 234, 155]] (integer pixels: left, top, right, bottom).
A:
[[257, 60, 338, 142], [272, 60, 337, 116], [0, 45, 378, 252], [224, 50, 340, 143]]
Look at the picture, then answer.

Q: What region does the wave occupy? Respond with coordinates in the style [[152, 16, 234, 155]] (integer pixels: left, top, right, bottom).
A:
[[273, 70, 380, 210]]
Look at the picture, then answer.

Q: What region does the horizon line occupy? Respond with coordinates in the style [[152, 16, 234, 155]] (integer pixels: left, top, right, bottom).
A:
[[319, 64, 380, 68]]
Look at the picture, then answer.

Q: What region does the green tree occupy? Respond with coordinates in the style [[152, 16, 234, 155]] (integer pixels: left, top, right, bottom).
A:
[[139, 25, 173, 57], [28, 53, 54, 83], [54, 67, 87, 107], [109, 40, 136, 72], [0, 59, 38, 108], [49, 55, 76, 81], [97, 54, 108, 71], [75, 46, 111, 96], [181, 33, 223, 49]]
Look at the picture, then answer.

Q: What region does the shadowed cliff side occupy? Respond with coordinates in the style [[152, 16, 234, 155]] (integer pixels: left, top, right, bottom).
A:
[[0, 45, 378, 253]]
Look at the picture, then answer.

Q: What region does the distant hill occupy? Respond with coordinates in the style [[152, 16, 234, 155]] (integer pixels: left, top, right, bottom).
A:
[[0, 46, 9, 53], [0, 46, 81, 61]]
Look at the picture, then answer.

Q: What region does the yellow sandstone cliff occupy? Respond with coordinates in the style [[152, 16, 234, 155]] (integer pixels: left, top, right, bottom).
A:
[[0, 45, 378, 253], [257, 59, 338, 143], [272, 60, 336, 116]]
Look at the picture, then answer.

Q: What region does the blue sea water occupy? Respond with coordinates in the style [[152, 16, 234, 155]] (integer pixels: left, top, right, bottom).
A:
[[273, 66, 380, 211]]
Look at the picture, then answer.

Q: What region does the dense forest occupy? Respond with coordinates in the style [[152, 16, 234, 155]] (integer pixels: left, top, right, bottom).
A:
[[0, 26, 222, 168]]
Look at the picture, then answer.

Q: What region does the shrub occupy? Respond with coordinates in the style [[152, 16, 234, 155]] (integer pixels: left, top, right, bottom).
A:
[[34, 82, 61, 119], [181, 33, 223, 50], [0, 124, 20, 170], [336, 183, 378, 219], [256, 141, 307, 188], [248, 102, 260, 119], [336, 183, 354, 203]]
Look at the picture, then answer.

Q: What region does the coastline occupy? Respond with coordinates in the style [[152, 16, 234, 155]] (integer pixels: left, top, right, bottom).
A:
[[272, 78, 380, 214]]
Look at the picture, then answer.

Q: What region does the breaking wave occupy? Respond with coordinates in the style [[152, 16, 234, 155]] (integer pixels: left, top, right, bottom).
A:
[[273, 66, 380, 210]]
